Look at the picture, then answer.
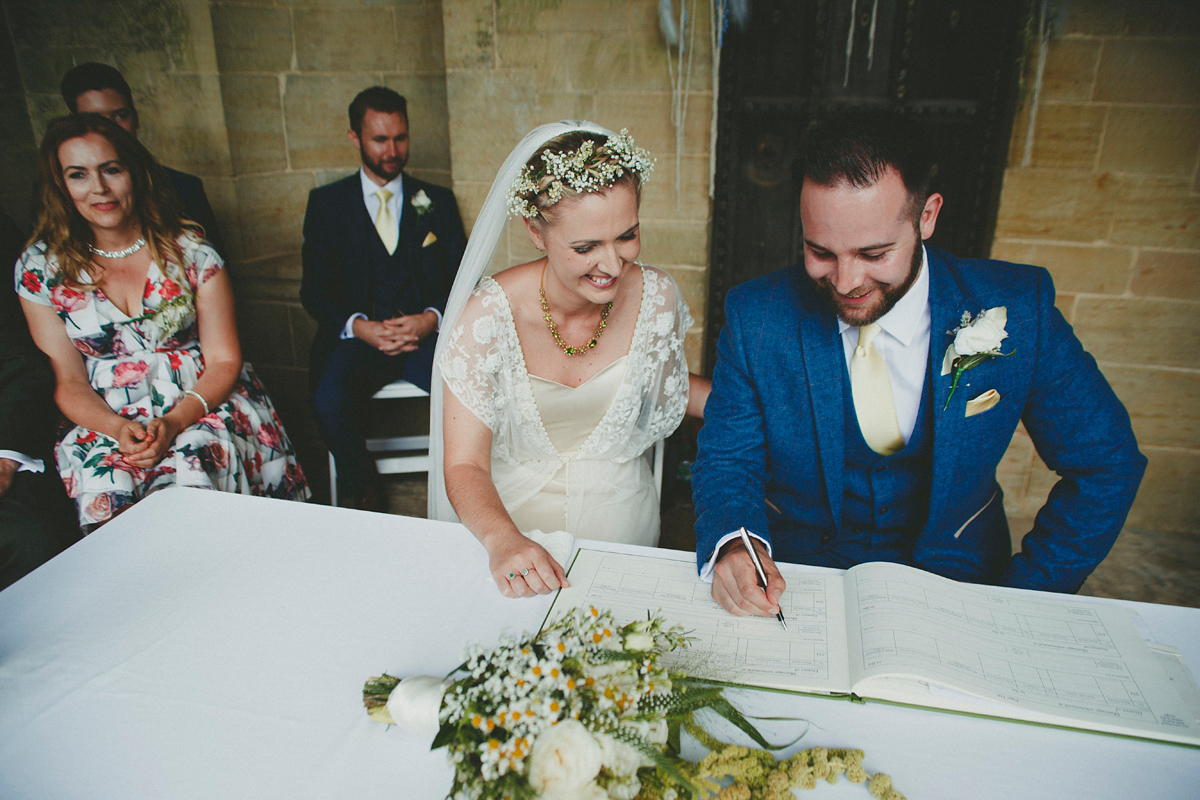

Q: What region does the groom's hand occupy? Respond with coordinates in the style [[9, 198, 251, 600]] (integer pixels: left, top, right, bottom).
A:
[[711, 538, 786, 617]]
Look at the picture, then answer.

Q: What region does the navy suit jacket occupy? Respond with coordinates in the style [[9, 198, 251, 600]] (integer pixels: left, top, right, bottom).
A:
[[164, 166, 223, 257], [299, 172, 466, 370], [2, 218, 59, 463], [693, 246, 1146, 593]]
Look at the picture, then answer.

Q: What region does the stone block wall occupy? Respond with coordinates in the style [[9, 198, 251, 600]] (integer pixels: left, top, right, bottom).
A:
[[441, 0, 714, 370], [2, 0, 453, 500], [4, 0, 1197, 538], [990, 0, 1200, 537], [208, 0, 452, 498]]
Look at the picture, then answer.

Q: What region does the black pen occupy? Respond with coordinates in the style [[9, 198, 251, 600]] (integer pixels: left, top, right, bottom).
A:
[[738, 526, 787, 631]]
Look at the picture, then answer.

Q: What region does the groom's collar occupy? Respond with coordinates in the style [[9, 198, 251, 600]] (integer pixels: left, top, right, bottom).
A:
[[836, 245, 931, 347]]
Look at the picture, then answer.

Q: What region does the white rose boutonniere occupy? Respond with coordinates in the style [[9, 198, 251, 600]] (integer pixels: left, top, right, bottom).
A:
[[411, 189, 433, 216], [941, 306, 1014, 410]]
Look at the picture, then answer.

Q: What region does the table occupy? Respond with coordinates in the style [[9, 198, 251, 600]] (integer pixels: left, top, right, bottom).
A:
[[1, 489, 1197, 799]]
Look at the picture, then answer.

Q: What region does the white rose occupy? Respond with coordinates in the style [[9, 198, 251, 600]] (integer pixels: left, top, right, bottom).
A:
[[953, 306, 1008, 356], [622, 632, 655, 652], [624, 718, 668, 747], [527, 719, 603, 797], [644, 718, 668, 745], [384, 676, 451, 742], [595, 732, 650, 777], [585, 662, 625, 681], [541, 783, 608, 800], [606, 775, 643, 800]]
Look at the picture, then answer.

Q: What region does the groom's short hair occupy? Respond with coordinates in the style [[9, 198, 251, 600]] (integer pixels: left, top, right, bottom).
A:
[[799, 113, 935, 220]]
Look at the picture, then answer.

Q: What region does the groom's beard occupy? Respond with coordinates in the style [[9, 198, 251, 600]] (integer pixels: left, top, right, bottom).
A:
[[813, 234, 924, 327]]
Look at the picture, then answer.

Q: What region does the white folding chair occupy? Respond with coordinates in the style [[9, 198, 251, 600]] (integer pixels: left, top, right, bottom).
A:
[[329, 381, 667, 510], [327, 379, 430, 507]]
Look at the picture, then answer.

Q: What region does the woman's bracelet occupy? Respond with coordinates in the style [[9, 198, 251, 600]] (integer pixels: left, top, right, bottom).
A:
[[184, 389, 210, 416]]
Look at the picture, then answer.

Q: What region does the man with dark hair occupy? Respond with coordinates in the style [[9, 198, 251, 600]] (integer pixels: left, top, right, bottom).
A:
[[59, 62, 224, 255], [301, 86, 465, 508], [694, 113, 1145, 615], [0, 210, 78, 588]]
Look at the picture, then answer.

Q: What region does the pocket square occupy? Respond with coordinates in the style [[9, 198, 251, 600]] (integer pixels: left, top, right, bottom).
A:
[[965, 389, 1000, 418], [421, 232, 437, 248]]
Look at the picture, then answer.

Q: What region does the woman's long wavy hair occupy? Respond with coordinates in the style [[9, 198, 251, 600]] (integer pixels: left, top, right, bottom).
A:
[[31, 113, 200, 290]]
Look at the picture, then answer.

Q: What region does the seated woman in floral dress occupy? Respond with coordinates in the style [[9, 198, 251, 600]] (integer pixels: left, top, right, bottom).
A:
[[17, 114, 308, 531]]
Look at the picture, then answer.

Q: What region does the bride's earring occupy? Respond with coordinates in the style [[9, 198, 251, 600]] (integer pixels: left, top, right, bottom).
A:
[[523, 217, 546, 251]]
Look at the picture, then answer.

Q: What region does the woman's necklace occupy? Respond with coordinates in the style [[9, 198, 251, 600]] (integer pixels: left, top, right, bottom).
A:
[[539, 263, 612, 356], [89, 237, 147, 259]]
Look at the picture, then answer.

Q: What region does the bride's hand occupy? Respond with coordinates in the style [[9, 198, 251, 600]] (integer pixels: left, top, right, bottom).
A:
[[486, 532, 570, 598]]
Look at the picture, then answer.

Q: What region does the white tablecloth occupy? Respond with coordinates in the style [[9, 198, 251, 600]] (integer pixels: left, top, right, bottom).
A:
[[1, 488, 1197, 799]]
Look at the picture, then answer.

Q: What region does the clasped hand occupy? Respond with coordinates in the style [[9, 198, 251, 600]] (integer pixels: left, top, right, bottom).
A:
[[354, 313, 434, 356], [711, 537, 787, 618], [116, 417, 181, 468]]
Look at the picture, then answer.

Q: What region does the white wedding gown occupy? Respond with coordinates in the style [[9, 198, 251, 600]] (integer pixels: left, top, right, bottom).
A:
[[438, 265, 692, 545]]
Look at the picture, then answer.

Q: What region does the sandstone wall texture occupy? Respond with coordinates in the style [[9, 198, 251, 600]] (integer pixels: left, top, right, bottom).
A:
[[2, 0, 451, 496], [990, 0, 1200, 550], [440, 0, 714, 371], [2, 0, 1196, 550]]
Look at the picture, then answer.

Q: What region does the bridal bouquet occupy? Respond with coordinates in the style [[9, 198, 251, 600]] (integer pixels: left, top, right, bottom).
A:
[[364, 607, 906, 800]]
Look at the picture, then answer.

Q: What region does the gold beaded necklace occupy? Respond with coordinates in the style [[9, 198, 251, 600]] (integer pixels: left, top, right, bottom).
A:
[[539, 263, 612, 356]]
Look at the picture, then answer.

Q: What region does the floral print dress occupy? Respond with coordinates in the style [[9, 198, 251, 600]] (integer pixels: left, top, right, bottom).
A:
[[16, 234, 309, 529]]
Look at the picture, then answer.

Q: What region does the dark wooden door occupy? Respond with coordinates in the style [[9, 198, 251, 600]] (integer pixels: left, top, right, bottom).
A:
[[704, 0, 1031, 372]]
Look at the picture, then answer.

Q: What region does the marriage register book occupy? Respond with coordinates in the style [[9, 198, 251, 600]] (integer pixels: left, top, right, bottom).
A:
[[547, 547, 1200, 747]]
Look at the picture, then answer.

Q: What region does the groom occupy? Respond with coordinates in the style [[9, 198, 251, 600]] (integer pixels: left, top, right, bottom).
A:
[[693, 113, 1145, 617]]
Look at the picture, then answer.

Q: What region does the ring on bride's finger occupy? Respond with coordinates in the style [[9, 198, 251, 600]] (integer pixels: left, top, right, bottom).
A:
[[507, 573, 516, 579], [521, 568, 531, 576]]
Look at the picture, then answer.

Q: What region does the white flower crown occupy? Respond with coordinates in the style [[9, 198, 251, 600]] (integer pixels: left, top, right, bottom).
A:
[[506, 129, 655, 219]]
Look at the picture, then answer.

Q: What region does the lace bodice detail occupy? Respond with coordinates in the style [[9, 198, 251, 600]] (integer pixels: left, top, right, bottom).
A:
[[439, 265, 693, 468]]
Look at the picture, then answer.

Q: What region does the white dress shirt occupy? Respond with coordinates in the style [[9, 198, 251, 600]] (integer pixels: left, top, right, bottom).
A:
[[699, 247, 932, 581], [0, 450, 43, 473]]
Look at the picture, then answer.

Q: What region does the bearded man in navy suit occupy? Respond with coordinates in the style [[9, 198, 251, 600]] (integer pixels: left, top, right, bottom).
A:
[[301, 87, 465, 508], [694, 114, 1145, 617]]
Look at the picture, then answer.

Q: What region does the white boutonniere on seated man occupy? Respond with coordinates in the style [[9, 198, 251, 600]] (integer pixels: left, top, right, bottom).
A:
[[941, 306, 1013, 410], [411, 189, 433, 216]]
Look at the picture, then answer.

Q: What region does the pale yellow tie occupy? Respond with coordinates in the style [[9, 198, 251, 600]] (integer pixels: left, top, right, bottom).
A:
[[374, 189, 398, 254], [850, 323, 905, 456]]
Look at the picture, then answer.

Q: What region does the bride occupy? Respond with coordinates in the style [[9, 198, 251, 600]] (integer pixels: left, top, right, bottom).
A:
[[430, 122, 708, 597]]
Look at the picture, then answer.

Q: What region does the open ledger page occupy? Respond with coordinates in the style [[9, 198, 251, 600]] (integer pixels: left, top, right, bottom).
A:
[[844, 562, 1200, 745], [552, 548, 853, 695]]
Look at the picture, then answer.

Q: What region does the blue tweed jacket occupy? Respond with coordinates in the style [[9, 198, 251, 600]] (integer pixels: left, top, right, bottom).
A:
[[693, 246, 1146, 592]]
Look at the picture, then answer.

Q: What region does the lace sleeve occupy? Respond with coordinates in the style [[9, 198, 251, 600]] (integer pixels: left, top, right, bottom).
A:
[[614, 265, 694, 451], [437, 279, 511, 431], [647, 266, 694, 431]]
